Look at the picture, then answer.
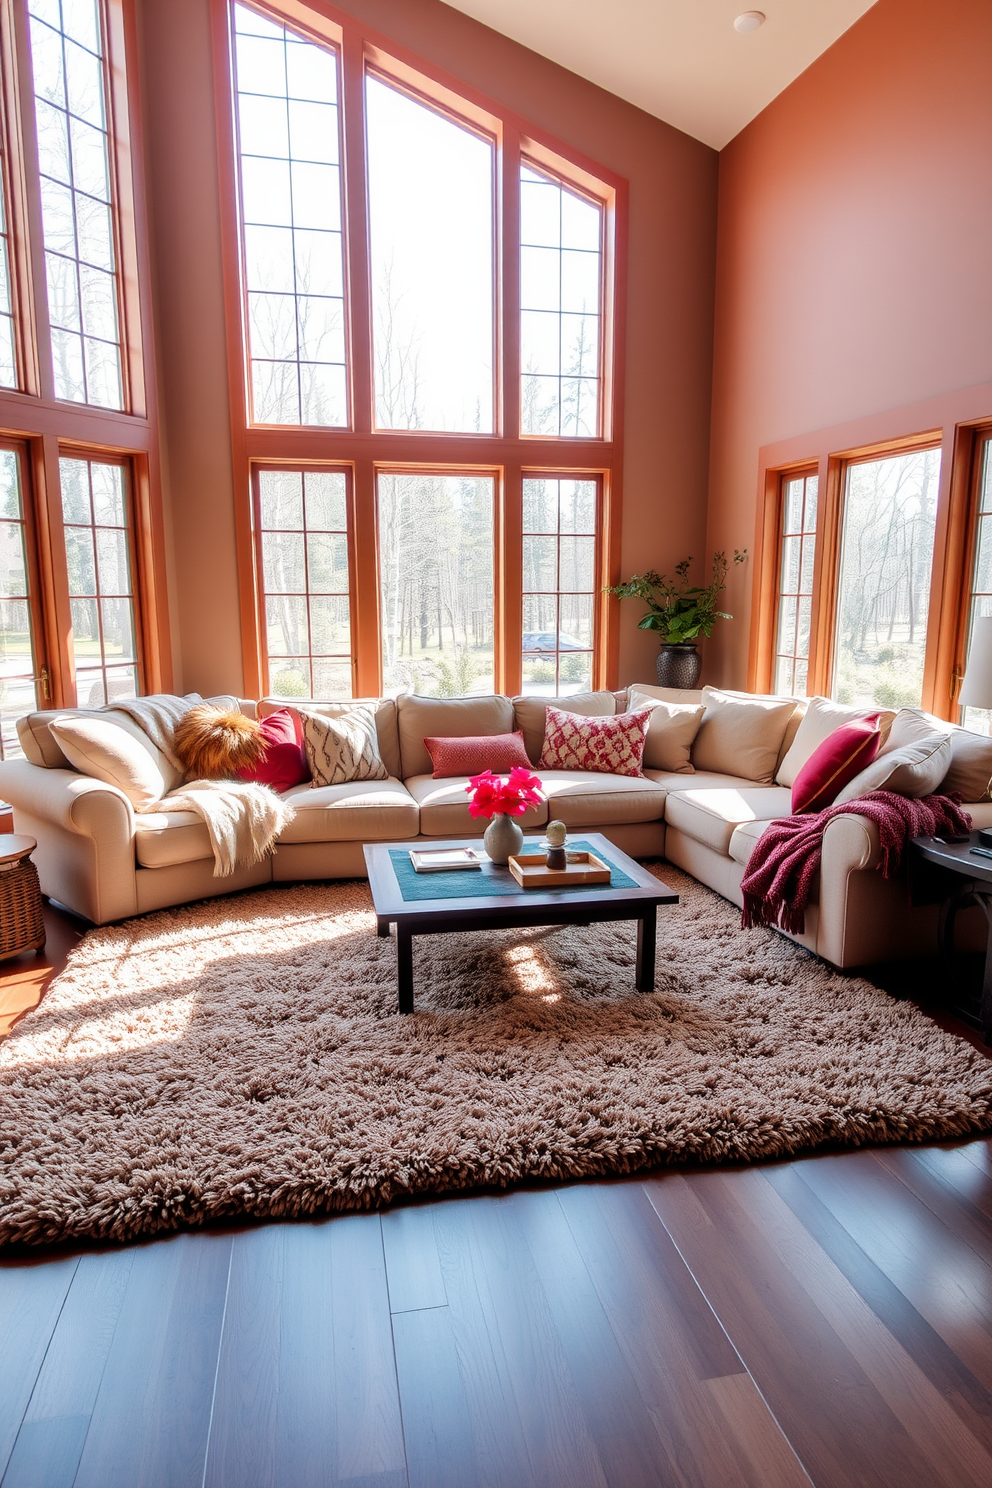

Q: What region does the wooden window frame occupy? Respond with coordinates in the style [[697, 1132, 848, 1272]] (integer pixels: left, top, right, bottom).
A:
[[0, 0, 171, 708], [212, 0, 627, 700], [520, 469, 607, 695], [749, 382, 992, 719]]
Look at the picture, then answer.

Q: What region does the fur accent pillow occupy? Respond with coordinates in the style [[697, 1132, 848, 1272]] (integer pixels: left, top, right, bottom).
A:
[[173, 704, 266, 780], [301, 705, 389, 787]]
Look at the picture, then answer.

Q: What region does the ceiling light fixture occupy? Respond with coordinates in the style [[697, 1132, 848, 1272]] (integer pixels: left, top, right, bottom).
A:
[[734, 11, 766, 32]]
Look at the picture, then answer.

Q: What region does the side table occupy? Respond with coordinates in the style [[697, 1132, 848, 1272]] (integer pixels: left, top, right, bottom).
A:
[[0, 834, 46, 960], [909, 831, 992, 1043]]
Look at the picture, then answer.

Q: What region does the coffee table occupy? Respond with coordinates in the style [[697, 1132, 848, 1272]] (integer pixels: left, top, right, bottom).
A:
[[364, 832, 679, 1014]]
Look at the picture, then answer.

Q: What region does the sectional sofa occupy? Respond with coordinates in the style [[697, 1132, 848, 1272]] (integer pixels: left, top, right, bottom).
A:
[[1, 684, 989, 970]]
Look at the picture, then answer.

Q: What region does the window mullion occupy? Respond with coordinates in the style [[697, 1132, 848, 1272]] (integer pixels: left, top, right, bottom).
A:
[[341, 32, 372, 436], [9, 0, 54, 400]]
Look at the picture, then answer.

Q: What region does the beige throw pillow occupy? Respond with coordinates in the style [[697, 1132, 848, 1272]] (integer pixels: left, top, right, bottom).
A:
[[938, 728, 992, 802], [833, 709, 953, 803], [48, 716, 172, 808], [301, 706, 388, 787], [512, 690, 616, 764], [628, 689, 705, 773], [776, 697, 897, 787], [691, 687, 800, 784]]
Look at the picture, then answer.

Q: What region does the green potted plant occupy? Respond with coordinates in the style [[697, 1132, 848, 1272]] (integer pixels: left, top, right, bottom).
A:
[[606, 550, 746, 688]]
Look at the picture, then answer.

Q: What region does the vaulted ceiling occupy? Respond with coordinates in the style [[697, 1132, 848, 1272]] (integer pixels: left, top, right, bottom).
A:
[[440, 0, 878, 148]]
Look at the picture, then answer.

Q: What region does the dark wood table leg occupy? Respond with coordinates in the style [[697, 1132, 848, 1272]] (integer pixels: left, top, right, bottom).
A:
[[636, 909, 656, 992], [376, 916, 391, 938], [396, 924, 414, 1014]]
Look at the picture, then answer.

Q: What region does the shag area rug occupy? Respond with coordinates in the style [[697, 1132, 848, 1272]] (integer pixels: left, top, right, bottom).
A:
[[2, 868, 991, 1246]]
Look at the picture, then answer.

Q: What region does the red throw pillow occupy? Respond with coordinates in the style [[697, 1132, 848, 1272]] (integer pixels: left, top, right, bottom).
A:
[[425, 731, 532, 779], [237, 707, 310, 793], [538, 705, 649, 778], [791, 714, 882, 814]]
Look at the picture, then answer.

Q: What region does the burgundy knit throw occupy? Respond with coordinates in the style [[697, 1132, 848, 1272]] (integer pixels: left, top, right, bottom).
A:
[[740, 790, 972, 936]]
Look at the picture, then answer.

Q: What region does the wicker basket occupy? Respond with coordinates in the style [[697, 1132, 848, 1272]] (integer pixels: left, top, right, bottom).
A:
[[0, 855, 45, 959]]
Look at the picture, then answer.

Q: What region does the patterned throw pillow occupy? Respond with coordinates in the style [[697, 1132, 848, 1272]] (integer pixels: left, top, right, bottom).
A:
[[538, 705, 649, 778], [300, 706, 388, 787]]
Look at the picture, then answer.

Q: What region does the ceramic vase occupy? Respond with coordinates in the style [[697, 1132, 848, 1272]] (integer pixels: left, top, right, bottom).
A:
[[656, 643, 701, 689], [483, 812, 524, 865]]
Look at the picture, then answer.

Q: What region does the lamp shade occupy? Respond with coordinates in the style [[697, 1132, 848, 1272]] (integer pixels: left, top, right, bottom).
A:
[[959, 616, 992, 708]]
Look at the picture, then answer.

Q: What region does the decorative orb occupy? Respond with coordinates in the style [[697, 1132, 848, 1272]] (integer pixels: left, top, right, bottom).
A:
[[546, 820, 567, 847]]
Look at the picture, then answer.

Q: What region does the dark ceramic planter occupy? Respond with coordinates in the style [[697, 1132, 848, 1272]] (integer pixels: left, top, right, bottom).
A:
[[656, 643, 701, 689]]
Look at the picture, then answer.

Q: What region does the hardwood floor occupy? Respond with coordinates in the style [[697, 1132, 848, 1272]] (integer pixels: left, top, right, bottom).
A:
[[3, 905, 992, 1486]]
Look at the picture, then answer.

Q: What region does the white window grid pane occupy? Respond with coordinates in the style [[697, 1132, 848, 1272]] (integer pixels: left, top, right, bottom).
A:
[[963, 439, 992, 734], [0, 449, 40, 758], [59, 456, 137, 703], [232, 4, 347, 429], [521, 477, 597, 694], [520, 164, 603, 440], [27, 3, 123, 409], [0, 132, 17, 388], [773, 473, 818, 698], [258, 469, 352, 700]]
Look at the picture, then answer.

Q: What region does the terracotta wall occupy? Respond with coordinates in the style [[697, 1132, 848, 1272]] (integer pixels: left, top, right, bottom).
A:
[[706, 0, 992, 689], [136, 0, 718, 695]]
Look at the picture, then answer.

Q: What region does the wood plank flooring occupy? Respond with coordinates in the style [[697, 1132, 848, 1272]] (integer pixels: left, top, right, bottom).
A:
[[3, 904, 992, 1486]]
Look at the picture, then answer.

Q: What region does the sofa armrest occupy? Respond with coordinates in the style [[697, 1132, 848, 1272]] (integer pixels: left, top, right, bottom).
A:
[[0, 759, 135, 836], [0, 760, 137, 923]]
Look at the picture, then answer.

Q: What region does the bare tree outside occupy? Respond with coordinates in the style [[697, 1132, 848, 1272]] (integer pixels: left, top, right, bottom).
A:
[[833, 449, 940, 707]]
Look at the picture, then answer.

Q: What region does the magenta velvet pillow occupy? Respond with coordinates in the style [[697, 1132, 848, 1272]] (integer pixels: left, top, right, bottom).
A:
[[538, 705, 649, 777], [237, 708, 310, 793], [424, 731, 531, 779], [791, 714, 881, 814]]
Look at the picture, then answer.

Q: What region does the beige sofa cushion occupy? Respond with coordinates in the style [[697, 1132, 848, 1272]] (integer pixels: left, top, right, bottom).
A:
[[628, 689, 705, 773], [691, 688, 800, 783], [16, 695, 238, 772], [776, 697, 896, 788], [728, 817, 770, 868], [48, 715, 176, 809], [539, 770, 667, 828], [259, 697, 401, 781], [623, 683, 703, 706], [834, 708, 952, 803], [135, 810, 212, 868], [398, 695, 514, 779], [406, 773, 547, 836], [513, 691, 616, 764], [939, 727, 992, 801], [278, 777, 418, 843], [665, 785, 792, 855]]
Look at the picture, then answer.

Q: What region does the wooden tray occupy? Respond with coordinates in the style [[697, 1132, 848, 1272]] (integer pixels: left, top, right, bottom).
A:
[[508, 851, 611, 889]]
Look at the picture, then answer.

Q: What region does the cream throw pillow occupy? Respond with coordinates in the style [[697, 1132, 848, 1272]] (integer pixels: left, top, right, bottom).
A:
[[628, 689, 705, 773], [691, 687, 800, 783], [49, 716, 172, 808], [939, 728, 992, 801], [833, 709, 953, 803], [776, 697, 897, 787], [301, 706, 388, 787]]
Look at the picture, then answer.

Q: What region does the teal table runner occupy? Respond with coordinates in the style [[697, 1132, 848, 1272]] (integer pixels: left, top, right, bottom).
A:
[[387, 838, 638, 903]]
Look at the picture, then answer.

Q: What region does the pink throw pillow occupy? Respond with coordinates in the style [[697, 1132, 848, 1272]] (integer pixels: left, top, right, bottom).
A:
[[237, 707, 310, 793], [791, 714, 881, 814], [425, 731, 531, 779], [539, 705, 649, 778]]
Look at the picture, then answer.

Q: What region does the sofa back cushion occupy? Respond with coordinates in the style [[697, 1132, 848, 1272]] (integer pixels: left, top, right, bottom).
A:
[[513, 690, 615, 764], [627, 689, 705, 773], [833, 708, 953, 803], [258, 696, 402, 780], [691, 687, 801, 784], [16, 695, 243, 771], [776, 697, 896, 787], [48, 715, 176, 807], [791, 715, 882, 814], [939, 727, 992, 801], [621, 683, 704, 706], [397, 693, 514, 778]]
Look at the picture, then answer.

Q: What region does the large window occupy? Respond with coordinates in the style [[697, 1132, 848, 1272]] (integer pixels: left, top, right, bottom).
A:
[[0, 0, 166, 741], [220, 1, 622, 701], [771, 469, 817, 698], [962, 435, 992, 733]]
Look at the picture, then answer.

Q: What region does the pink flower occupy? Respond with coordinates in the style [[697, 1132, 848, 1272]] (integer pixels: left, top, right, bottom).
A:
[[465, 766, 544, 819]]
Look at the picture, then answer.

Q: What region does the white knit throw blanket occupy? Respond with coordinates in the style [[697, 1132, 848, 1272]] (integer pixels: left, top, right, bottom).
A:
[[155, 779, 296, 878], [107, 693, 296, 877]]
